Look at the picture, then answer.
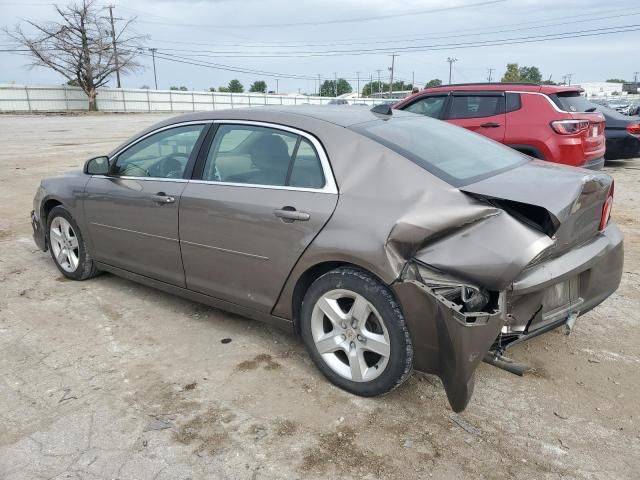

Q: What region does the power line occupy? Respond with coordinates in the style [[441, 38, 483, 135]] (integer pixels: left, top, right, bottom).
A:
[[143, 24, 640, 58], [135, 0, 505, 30], [144, 10, 640, 49]]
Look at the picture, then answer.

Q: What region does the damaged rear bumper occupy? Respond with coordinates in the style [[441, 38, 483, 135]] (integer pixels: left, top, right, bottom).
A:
[[393, 280, 506, 412]]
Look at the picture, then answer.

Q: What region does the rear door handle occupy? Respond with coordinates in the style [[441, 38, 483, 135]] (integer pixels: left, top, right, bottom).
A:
[[480, 122, 501, 128], [151, 192, 176, 204], [274, 207, 310, 222]]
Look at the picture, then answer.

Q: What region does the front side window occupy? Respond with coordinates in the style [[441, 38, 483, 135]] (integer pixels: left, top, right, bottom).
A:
[[447, 95, 502, 119], [403, 95, 447, 118], [202, 124, 325, 188], [113, 125, 205, 178]]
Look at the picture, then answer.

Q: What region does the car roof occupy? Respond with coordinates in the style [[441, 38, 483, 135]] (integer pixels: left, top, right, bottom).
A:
[[395, 83, 584, 107], [161, 105, 416, 128]]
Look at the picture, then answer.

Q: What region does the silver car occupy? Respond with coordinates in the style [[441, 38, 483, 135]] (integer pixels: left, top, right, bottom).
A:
[[31, 106, 623, 411]]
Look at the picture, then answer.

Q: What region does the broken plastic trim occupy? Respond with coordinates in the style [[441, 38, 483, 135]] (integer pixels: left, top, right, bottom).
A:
[[394, 261, 506, 411]]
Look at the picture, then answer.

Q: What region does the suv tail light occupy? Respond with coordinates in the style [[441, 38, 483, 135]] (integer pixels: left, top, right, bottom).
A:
[[550, 119, 590, 135], [599, 182, 614, 231], [626, 124, 640, 135]]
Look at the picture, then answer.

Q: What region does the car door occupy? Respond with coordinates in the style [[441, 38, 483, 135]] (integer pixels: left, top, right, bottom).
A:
[[83, 122, 209, 287], [444, 92, 506, 143], [179, 121, 338, 312], [401, 94, 449, 119]]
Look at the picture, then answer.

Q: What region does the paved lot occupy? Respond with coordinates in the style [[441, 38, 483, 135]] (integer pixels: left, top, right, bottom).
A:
[[1, 113, 639, 480]]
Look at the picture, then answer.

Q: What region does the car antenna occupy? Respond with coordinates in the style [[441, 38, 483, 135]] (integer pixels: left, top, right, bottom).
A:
[[371, 103, 393, 115]]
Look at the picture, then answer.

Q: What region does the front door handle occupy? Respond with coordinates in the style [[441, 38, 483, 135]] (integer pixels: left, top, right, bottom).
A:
[[480, 122, 501, 128], [274, 207, 310, 222], [151, 192, 176, 204]]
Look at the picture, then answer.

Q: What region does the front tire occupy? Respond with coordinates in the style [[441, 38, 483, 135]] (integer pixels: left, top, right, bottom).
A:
[[47, 206, 99, 280], [300, 267, 413, 396]]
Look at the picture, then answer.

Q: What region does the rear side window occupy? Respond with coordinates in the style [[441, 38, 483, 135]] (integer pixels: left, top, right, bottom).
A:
[[550, 92, 596, 113], [447, 95, 502, 119], [351, 116, 527, 187], [403, 96, 447, 118], [289, 139, 325, 189], [506, 92, 521, 112]]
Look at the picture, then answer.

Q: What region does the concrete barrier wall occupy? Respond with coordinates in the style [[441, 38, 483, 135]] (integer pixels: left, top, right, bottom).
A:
[[0, 84, 382, 112]]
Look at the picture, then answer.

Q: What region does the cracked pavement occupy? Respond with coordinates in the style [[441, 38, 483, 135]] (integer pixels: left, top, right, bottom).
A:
[[1, 113, 639, 479]]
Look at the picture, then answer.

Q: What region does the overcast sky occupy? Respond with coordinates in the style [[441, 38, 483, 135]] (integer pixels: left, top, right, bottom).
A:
[[1, 0, 638, 93]]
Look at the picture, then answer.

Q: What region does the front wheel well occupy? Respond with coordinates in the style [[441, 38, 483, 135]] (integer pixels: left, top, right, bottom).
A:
[[42, 199, 63, 221]]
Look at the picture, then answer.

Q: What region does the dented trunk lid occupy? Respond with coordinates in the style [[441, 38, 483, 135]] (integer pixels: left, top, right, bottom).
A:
[[460, 160, 612, 253]]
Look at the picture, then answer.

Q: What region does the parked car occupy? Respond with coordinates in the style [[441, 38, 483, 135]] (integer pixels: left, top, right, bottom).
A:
[[327, 98, 349, 105], [393, 83, 606, 169], [594, 105, 640, 160], [31, 106, 623, 411], [607, 100, 632, 115]]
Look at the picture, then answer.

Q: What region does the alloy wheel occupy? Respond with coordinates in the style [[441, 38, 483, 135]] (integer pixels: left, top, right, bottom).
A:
[[310, 289, 391, 382], [49, 216, 79, 273]]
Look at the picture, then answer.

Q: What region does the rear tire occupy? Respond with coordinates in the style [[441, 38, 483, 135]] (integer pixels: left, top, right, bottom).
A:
[[47, 206, 99, 280], [300, 267, 413, 396]]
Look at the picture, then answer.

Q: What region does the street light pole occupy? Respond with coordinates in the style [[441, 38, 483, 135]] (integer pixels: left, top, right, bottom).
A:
[[388, 54, 397, 97]]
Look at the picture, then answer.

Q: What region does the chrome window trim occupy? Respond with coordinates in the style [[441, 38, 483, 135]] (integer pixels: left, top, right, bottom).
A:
[[108, 120, 213, 161], [91, 175, 189, 183], [506, 91, 565, 114], [200, 119, 338, 194]]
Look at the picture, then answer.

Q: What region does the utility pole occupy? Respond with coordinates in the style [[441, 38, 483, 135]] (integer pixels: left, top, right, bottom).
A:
[[634, 71, 639, 84], [317, 74, 321, 96], [275, 78, 279, 94], [566, 73, 573, 85], [446, 57, 458, 84], [149, 48, 158, 89], [370, 74, 373, 97], [376, 69, 382, 93], [412, 71, 415, 88], [487, 68, 495, 83], [334, 72, 337, 97], [388, 54, 397, 96], [356, 71, 360, 98], [107, 5, 121, 88]]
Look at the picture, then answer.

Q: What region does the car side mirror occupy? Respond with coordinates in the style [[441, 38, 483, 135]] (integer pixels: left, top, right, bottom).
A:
[[84, 156, 110, 175]]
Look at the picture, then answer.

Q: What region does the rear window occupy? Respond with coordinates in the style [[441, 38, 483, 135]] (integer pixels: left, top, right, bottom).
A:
[[550, 91, 596, 113], [351, 116, 528, 187]]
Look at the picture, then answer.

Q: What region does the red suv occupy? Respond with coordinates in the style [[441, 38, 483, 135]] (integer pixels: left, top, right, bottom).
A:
[[393, 83, 606, 169]]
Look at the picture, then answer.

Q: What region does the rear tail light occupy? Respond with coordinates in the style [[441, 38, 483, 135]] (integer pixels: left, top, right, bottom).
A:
[[551, 119, 590, 135], [599, 181, 614, 231], [626, 124, 640, 135]]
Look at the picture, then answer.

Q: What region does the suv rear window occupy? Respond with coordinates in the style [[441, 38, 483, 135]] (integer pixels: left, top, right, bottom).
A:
[[351, 116, 527, 187], [550, 91, 596, 113]]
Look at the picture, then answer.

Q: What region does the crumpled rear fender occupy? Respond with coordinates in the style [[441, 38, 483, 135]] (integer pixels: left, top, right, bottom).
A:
[[393, 280, 505, 412]]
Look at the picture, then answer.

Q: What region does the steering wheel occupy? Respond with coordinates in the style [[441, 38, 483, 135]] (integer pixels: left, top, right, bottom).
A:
[[121, 162, 151, 177], [153, 153, 189, 178]]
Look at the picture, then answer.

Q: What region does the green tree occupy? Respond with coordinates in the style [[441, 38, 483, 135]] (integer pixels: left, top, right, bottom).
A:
[[606, 78, 627, 83], [228, 79, 244, 93], [249, 80, 267, 93], [501, 63, 521, 82], [336, 78, 352, 96], [362, 81, 388, 96], [519, 66, 542, 83], [170, 86, 188, 91], [320, 80, 335, 96], [218, 86, 230, 92], [208, 87, 216, 92], [425, 79, 442, 88]]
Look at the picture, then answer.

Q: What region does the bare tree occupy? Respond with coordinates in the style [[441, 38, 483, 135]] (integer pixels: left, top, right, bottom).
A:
[[5, 0, 146, 110]]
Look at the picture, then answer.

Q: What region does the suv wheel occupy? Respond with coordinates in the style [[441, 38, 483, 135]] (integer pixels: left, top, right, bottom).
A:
[[300, 267, 413, 396]]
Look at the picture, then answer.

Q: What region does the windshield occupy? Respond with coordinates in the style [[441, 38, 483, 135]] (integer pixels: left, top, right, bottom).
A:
[[550, 91, 596, 112], [351, 115, 528, 187]]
